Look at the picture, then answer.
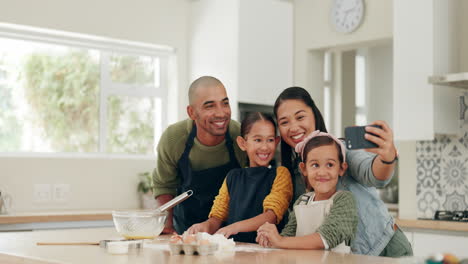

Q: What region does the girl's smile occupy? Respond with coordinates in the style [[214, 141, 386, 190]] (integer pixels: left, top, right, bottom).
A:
[[237, 120, 279, 168]]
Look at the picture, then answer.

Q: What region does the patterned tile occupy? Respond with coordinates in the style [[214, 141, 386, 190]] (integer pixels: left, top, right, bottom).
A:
[[416, 130, 468, 218], [416, 140, 441, 159], [441, 158, 468, 194], [416, 157, 441, 189], [459, 131, 468, 151], [417, 189, 441, 218], [442, 191, 468, 211]]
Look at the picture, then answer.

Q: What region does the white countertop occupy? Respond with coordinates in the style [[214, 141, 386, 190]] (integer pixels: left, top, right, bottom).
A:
[[0, 227, 408, 264]]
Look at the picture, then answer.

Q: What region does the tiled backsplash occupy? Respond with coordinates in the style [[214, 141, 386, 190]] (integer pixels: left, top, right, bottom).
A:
[[416, 131, 468, 218]]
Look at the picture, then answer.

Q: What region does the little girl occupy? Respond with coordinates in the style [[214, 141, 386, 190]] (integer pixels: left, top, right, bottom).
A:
[[186, 112, 293, 243], [256, 131, 357, 252]]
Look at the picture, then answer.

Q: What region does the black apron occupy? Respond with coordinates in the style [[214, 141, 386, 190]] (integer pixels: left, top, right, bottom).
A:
[[225, 166, 277, 243], [173, 124, 240, 234]]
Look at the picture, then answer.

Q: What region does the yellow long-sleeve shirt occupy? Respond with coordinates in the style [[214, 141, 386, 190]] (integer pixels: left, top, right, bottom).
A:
[[208, 166, 292, 224]]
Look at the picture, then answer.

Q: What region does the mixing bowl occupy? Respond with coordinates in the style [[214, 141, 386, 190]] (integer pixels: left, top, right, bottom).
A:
[[112, 210, 168, 239]]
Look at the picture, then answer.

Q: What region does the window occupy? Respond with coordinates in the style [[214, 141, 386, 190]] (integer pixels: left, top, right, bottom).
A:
[[0, 24, 174, 155]]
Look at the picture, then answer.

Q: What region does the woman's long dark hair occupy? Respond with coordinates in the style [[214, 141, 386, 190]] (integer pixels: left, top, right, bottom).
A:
[[273, 87, 327, 172]]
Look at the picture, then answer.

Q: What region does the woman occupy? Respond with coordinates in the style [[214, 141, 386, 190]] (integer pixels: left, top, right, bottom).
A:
[[271, 87, 411, 257]]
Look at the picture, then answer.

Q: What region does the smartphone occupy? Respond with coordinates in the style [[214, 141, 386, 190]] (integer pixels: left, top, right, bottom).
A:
[[344, 125, 382, 150]]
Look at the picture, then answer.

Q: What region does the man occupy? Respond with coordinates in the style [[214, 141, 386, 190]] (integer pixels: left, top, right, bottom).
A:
[[153, 76, 247, 234]]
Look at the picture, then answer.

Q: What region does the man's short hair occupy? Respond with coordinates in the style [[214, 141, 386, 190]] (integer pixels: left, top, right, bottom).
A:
[[188, 76, 224, 105]]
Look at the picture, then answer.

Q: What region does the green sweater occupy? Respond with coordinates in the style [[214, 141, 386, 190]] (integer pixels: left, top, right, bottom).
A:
[[152, 119, 247, 197], [280, 191, 358, 249]]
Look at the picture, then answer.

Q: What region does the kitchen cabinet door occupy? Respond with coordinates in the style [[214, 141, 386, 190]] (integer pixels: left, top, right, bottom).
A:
[[394, 0, 462, 140], [412, 231, 468, 258]]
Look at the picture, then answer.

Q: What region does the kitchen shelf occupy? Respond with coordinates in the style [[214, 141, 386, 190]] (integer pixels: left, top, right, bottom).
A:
[[429, 72, 468, 88]]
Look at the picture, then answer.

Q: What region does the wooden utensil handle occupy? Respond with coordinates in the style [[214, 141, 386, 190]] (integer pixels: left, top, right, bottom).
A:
[[37, 242, 99, 246]]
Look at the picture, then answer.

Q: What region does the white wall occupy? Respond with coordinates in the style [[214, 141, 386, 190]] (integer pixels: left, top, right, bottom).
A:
[[367, 42, 393, 125], [190, 0, 293, 117], [0, 0, 190, 212], [1, 156, 156, 212], [237, 0, 293, 106], [462, 1, 468, 72], [294, 0, 393, 100], [190, 0, 240, 119]]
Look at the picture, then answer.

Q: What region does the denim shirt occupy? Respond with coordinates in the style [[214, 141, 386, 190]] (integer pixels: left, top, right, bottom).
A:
[[292, 149, 395, 256]]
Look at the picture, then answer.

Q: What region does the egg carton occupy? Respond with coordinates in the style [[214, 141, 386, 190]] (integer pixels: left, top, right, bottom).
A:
[[169, 243, 218, 256]]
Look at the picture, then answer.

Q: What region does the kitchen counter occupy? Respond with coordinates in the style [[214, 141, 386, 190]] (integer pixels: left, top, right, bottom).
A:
[[396, 218, 468, 232], [0, 211, 115, 232], [3, 211, 467, 232], [0, 227, 406, 264], [0, 210, 112, 224]]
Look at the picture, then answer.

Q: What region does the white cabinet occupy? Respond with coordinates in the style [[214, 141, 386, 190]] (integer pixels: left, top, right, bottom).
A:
[[393, 0, 462, 140], [237, 0, 294, 106], [403, 230, 468, 258]]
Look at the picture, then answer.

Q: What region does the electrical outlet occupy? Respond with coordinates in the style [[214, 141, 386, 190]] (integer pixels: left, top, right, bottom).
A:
[[33, 184, 51, 203], [52, 184, 70, 203]]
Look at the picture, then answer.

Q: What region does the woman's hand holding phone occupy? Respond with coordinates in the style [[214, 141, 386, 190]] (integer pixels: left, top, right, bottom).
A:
[[363, 120, 398, 164], [345, 120, 397, 164]]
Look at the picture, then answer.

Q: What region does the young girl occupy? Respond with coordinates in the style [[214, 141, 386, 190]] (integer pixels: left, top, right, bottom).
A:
[[257, 131, 357, 252], [186, 112, 293, 243]]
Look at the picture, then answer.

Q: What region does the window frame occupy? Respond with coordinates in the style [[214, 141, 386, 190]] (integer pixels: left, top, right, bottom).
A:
[[0, 23, 175, 158]]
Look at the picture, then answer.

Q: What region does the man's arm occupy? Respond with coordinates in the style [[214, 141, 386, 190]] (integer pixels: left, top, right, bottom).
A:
[[156, 194, 176, 234], [152, 127, 182, 233]]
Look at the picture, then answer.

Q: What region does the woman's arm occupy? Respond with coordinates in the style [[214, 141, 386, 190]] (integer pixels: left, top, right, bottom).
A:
[[346, 120, 397, 187], [365, 120, 398, 182]]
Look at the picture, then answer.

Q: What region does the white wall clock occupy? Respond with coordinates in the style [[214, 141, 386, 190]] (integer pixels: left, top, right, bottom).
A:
[[330, 0, 365, 33]]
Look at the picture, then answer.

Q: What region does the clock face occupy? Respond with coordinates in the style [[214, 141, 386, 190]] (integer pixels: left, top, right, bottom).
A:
[[330, 0, 364, 33]]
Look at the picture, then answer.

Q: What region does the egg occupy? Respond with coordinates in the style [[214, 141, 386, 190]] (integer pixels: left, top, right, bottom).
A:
[[183, 234, 197, 244], [198, 239, 211, 246], [169, 235, 182, 244]]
